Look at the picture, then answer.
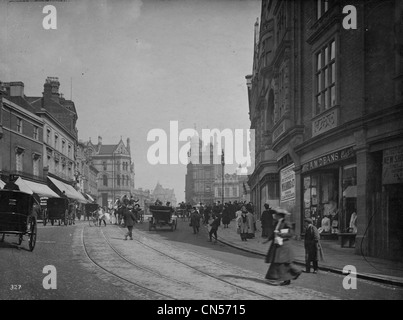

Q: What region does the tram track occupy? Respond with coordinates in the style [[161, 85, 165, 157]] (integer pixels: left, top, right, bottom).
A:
[[80, 226, 176, 300], [106, 226, 278, 300]]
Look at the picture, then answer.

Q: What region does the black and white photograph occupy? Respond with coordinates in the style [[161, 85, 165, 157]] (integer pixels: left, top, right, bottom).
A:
[[0, 0, 403, 306]]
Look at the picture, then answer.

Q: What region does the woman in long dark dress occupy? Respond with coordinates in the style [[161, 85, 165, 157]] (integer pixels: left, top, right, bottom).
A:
[[264, 207, 302, 286]]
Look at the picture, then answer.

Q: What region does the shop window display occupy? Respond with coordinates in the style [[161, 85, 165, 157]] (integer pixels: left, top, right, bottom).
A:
[[303, 171, 339, 234]]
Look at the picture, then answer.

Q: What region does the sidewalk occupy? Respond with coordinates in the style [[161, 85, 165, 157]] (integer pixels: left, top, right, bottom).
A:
[[212, 219, 403, 287]]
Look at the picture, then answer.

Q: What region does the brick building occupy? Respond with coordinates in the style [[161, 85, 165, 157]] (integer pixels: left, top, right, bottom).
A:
[[246, 0, 403, 260]]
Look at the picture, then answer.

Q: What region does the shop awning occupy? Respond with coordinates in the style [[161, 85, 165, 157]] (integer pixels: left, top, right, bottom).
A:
[[0, 180, 5, 189], [15, 177, 60, 198], [48, 176, 88, 203]]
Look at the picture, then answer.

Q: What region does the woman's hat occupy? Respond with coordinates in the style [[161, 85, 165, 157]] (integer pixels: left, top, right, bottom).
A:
[[304, 218, 313, 224], [273, 207, 291, 215]]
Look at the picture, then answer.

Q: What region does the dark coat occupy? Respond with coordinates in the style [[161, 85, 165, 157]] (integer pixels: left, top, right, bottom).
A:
[[190, 212, 201, 227], [221, 207, 231, 225], [265, 219, 295, 264], [304, 224, 324, 262], [122, 208, 137, 227], [210, 215, 221, 230]]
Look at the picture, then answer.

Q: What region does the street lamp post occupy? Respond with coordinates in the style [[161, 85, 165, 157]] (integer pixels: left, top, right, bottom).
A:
[[221, 149, 224, 205]]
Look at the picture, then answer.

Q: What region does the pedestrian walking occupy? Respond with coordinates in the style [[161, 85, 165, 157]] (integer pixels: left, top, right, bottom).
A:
[[264, 207, 302, 286], [190, 207, 201, 234], [221, 203, 231, 228], [261, 203, 274, 238], [122, 206, 137, 240], [237, 206, 250, 241], [303, 218, 324, 274], [208, 213, 220, 243], [98, 206, 107, 226], [246, 207, 256, 239]]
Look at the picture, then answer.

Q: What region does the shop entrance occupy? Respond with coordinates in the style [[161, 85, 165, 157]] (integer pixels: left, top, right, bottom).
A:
[[386, 184, 403, 261]]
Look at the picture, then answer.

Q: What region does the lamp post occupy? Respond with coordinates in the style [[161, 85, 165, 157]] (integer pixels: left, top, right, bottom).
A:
[[221, 149, 225, 205]]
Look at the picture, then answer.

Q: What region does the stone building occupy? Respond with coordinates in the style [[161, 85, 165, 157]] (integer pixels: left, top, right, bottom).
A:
[[246, 0, 403, 260], [151, 182, 177, 207], [86, 136, 134, 207], [213, 170, 250, 205]]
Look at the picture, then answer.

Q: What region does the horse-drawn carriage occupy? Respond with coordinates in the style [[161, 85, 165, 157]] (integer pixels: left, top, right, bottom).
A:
[[148, 205, 177, 231], [44, 197, 71, 226], [0, 189, 37, 251]]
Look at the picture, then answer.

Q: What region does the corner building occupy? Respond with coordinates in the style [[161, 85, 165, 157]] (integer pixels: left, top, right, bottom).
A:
[[246, 0, 403, 261]]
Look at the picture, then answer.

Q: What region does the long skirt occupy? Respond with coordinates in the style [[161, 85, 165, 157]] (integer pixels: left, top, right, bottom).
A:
[[265, 262, 301, 281]]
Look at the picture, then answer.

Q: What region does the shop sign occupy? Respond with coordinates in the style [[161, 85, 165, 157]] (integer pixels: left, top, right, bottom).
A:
[[382, 146, 403, 184], [302, 146, 355, 173], [280, 164, 295, 202]]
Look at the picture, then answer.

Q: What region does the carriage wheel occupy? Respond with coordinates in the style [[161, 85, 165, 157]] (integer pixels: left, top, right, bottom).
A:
[[28, 218, 37, 252], [18, 234, 23, 245]]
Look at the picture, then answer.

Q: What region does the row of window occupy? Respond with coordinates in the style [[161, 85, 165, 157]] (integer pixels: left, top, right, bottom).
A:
[[14, 150, 41, 176], [15, 117, 40, 140], [46, 128, 73, 158], [102, 174, 130, 187], [102, 161, 130, 171], [216, 187, 239, 198]]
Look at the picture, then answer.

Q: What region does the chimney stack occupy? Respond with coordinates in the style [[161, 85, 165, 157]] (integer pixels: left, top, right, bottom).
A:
[[43, 77, 60, 102]]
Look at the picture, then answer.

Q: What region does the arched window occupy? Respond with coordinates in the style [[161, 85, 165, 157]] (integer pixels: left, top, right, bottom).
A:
[[117, 174, 120, 186], [122, 175, 125, 186], [103, 175, 108, 186]]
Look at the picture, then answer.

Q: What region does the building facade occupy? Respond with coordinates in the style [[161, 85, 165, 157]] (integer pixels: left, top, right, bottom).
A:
[[246, 0, 403, 261], [151, 182, 177, 207], [87, 136, 134, 207], [0, 82, 45, 183], [213, 171, 250, 204], [185, 138, 221, 205]]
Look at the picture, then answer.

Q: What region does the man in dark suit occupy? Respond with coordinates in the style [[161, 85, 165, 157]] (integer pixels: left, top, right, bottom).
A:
[[261, 203, 274, 238], [122, 206, 137, 240]]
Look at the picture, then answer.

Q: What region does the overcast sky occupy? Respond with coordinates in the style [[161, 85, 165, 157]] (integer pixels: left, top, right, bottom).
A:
[[0, 0, 260, 202]]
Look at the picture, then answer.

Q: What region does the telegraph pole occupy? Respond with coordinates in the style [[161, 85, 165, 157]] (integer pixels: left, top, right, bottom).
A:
[[221, 149, 224, 205]]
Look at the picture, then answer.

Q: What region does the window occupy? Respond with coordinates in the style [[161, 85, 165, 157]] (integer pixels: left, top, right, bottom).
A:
[[274, 65, 287, 123], [68, 145, 72, 158], [315, 40, 336, 115], [317, 0, 329, 20], [54, 134, 59, 149], [33, 126, 39, 140], [16, 117, 22, 133], [225, 187, 230, 197], [103, 175, 108, 186], [33, 155, 40, 176], [122, 175, 125, 186], [126, 175, 129, 186], [62, 140, 66, 154], [103, 161, 107, 171], [46, 129, 51, 144], [233, 187, 238, 197], [16, 152, 23, 172], [117, 174, 120, 186]]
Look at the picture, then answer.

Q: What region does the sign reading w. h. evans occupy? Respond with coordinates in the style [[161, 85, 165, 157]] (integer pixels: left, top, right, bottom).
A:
[[302, 147, 355, 173]]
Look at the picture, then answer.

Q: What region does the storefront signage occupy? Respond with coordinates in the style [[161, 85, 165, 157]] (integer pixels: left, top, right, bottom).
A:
[[302, 146, 355, 173], [382, 146, 403, 184], [280, 164, 295, 202]]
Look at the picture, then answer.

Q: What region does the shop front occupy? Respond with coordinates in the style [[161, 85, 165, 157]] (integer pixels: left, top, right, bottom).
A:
[[300, 146, 356, 240]]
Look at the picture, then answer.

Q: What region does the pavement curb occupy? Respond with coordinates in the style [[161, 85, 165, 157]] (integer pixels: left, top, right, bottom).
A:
[[215, 234, 403, 288]]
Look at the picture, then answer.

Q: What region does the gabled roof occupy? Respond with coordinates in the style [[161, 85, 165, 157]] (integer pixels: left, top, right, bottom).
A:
[[98, 145, 117, 155]]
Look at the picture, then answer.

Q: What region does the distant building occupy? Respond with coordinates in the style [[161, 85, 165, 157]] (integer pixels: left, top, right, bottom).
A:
[[185, 136, 221, 205], [213, 171, 250, 205], [86, 136, 134, 207], [151, 182, 177, 207]]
